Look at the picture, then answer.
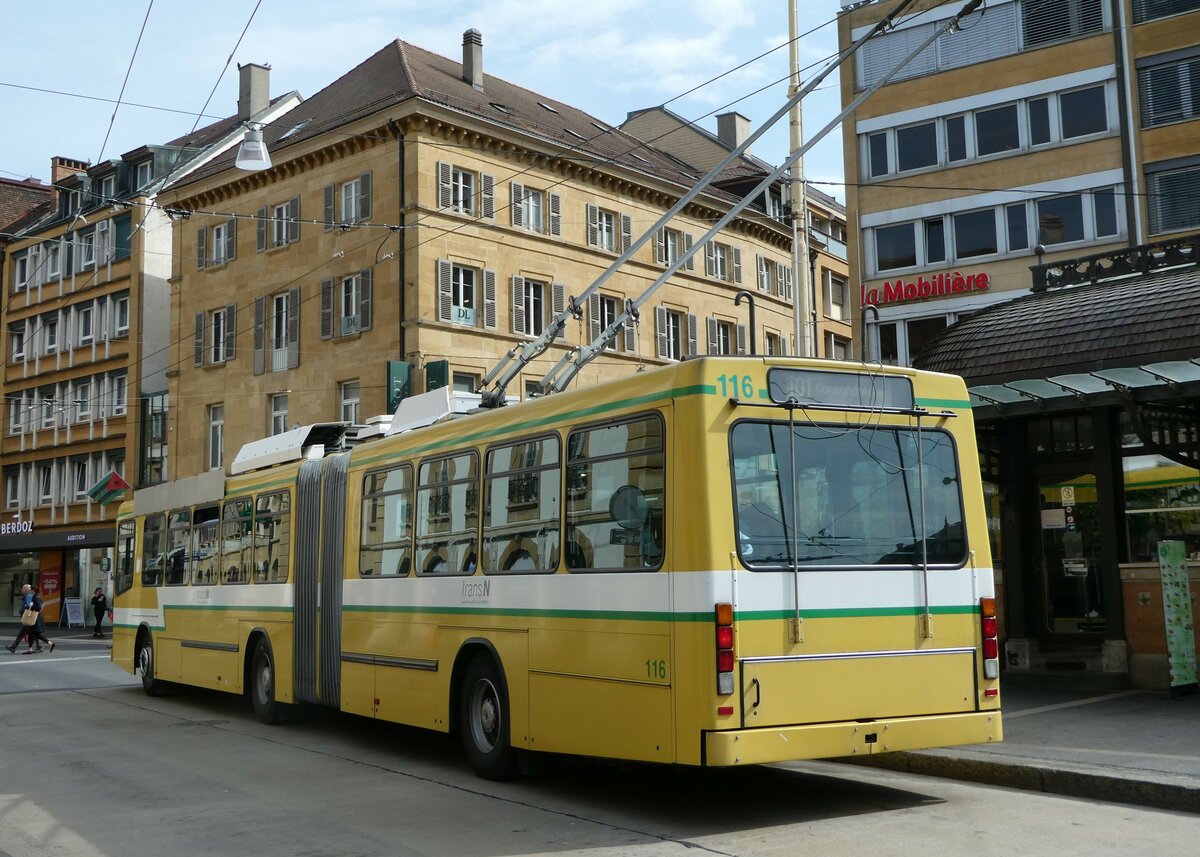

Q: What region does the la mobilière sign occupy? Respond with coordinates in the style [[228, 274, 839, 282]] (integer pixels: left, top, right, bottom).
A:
[[861, 270, 990, 307]]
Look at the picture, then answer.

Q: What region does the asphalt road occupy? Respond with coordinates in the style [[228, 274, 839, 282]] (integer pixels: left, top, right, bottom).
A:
[[1, 640, 1196, 857]]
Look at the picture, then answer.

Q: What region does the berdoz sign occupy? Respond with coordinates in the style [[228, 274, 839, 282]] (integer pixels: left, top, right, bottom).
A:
[[861, 270, 990, 307]]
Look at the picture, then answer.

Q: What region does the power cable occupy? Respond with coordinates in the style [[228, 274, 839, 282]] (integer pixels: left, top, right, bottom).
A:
[[95, 0, 155, 166]]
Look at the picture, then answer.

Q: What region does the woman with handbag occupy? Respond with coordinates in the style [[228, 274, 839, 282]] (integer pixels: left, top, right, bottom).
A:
[[6, 583, 36, 653], [22, 588, 54, 654]]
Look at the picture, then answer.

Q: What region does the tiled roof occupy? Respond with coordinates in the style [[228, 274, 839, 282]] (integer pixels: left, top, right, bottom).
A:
[[0, 178, 53, 233], [913, 267, 1200, 385], [173, 37, 738, 201]]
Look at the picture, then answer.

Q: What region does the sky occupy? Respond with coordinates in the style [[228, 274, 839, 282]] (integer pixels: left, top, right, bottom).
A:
[[0, 0, 850, 202]]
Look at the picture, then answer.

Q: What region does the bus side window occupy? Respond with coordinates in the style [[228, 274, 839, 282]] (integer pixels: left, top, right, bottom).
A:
[[165, 510, 191, 586], [141, 514, 165, 587], [415, 452, 479, 575], [222, 498, 252, 584], [254, 492, 291, 583], [360, 466, 412, 577], [115, 519, 137, 595], [191, 505, 220, 585], [481, 435, 561, 574]]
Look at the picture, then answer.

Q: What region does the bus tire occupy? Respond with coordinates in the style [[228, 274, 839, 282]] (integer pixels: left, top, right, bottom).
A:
[[137, 631, 168, 697], [459, 653, 518, 780], [250, 639, 282, 725]]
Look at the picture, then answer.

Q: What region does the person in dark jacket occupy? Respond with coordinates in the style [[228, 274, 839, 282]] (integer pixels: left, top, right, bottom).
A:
[[5, 583, 33, 653], [91, 587, 108, 638], [22, 588, 55, 654]]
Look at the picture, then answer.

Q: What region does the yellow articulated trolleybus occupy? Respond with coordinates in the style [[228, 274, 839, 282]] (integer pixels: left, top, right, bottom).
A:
[[111, 356, 1001, 779]]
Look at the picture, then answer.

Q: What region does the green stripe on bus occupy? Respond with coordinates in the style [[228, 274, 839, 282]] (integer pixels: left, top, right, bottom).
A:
[[916, 397, 972, 409]]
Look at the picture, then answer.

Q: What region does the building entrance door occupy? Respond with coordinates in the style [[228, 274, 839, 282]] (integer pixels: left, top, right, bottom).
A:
[[1038, 470, 1105, 636]]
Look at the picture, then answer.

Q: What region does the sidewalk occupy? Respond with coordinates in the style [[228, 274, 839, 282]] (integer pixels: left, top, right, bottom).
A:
[[844, 683, 1200, 813], [3, 612, 1196, 812]]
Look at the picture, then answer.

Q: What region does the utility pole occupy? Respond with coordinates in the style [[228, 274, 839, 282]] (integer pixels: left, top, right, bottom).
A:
[[789, 0, 813, 358]]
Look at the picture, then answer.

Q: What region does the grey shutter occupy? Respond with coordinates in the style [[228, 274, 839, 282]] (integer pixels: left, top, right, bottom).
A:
[[324, 184, 335, 230], [256, 206, 267, 251], [286, 286, 300, 368], [774, 261, 783, 297], [783, 266, 793, 301], [482, 269, 497, 329], [359, 172, 372, 221], [511, 182, 524, 227], [779, 336, 787, 356], [588, 293, 601, 342], [437, 259, 453, 322], [225, 218, 237, 261], [586, 204, 599, 247], [733, 248, 742, 284], [620, 214, 632, 253], [224, 304, 237, 360], [481, 173, 495, 219], [193, 313, 204, 366], [655, 305, 668, 357], [319, 278, 334, 339], [196, 227, 206, 269], [684, 233, 694, 270], [623, 308, 637, 352], [549, 192, 561, 236], [552, 282, 566, 340], [253, 297, 265, 375], [359, 268, 372, 330], [511, 276, 526, 334], [707, 317, 719, 354], [287, 197, 301, 244], [655, 228, 666, 264], [705, 241, 715, 277], [687, 313, 698, 356], [736, 323, 747, 355], [757, 255, 768, 291], [437, 162, 452, 209]]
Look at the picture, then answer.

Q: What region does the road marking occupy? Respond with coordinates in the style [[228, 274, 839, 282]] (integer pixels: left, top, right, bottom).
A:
[[1003, 689, 1146, 718], [0, 654, 111, 667], [1021, 744, 1200, 763]]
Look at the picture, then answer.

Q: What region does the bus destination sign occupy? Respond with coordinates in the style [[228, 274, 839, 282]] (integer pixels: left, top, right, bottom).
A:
[[767, 368, 914, 410]]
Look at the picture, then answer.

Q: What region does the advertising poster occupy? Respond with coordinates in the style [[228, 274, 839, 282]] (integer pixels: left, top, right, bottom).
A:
[[1157, 540, 1198, 696]]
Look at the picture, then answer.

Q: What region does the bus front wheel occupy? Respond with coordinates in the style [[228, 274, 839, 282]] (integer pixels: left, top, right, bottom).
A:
[[459, 654, 518, 780], [137, 632, 168, 697], [250, 639, 282, 725]]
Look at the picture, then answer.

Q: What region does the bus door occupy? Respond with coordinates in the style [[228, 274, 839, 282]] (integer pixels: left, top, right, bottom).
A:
[[731, 414, 980, 729], [293, 452, 350, 707]]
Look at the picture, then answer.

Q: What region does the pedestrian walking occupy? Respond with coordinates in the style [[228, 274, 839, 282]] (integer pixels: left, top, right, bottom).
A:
[[91, 587, 108, 638], [21, 588, 55, 654], [6, 583, 35, 653]]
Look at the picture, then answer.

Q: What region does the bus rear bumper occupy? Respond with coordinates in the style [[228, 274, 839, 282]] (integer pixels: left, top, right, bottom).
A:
[[704, 709, 1002, 766]]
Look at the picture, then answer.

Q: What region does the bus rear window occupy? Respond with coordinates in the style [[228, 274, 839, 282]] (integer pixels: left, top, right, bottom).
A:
[[731, 421, 966, 569]]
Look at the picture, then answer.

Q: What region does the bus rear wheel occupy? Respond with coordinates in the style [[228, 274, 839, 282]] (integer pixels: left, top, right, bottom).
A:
[[459, 654, 518, 780], [250, 639, 282, 724], [138, 631, 168, 697]]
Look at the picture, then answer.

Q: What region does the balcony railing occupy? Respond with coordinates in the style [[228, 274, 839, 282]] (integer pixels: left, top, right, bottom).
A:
[[808, 227, 847, 261]]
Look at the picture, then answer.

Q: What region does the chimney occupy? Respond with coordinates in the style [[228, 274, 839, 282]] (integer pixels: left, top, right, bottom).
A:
[[50, 156, 89, 203], [716, 112, 752, 155], [462, 29, 483, 90], [238, 62, 271, 121]]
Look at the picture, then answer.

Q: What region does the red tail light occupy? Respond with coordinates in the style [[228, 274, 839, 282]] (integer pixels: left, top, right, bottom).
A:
[[715, 602, 734, 696], [980, 597, 999, 681]]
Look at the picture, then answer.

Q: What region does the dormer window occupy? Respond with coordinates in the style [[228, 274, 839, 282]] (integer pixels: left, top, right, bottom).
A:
[[62, 189, 81, 218], [135, 161, 153, 189], [97, 174, 116, 205]]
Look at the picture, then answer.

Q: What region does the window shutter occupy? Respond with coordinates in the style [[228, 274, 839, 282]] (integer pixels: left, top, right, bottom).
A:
[[324, 184, 335, 230], [552, 282, 566, 340], [587, 204, 599, 247], [623, 308, 637, 353], [482, 269, 497, 329], [774, 262, 783, 297], [757, 255, 768, 291], [733, 248, 742, 284], [225, 304, 237, 360], [287, 197, 301, 244], [784, 266, 793, 301], [655, 228, 666, 265], [684, 233, 694, 271], [779, 336, 787, 356], [287, 287, 300, 368], [687, 313, 698, 356], [437, 162, 452, 209], [621, 214, 632, 253], [194, 313, 205, 366], [319, 278, 334, 339], [359, 268, 372, 330], [549, 192, 561, 236], [511, 182, 524, 227], [253, 297, 265, 375], [736, 324, 748, 356], [655, 306, 668, 357], [437, 259, 453, 322], [359, 172, 372, 221], [225, 218, 237, 261], [196, 227, 207, 270], [588, 293, 601, 342], [256, 207, 267, 252], [511, 276, 526, 334], [707, 317, 719, 354], [481, 173, 495, 219], [705, 241, 715, 277]]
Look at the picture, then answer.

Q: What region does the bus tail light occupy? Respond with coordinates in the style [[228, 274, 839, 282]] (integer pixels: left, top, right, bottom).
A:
[[981, 597, 999, 680], [716, 602, 735, 696]]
